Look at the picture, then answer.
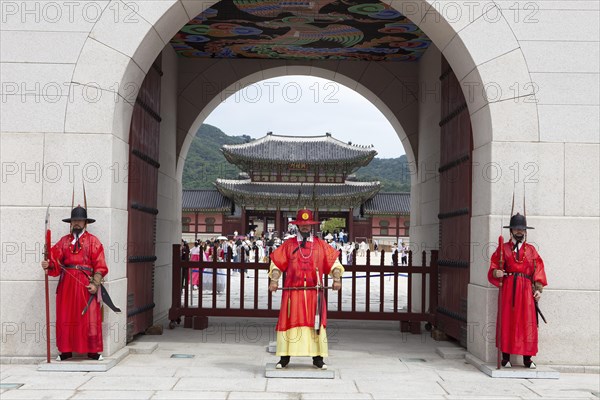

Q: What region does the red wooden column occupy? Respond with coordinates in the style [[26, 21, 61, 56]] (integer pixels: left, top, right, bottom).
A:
[[194, 211, 198, 241], [348, 207, 354, 241], [275, 208, 281, 236], [241, 207, 246, 234]]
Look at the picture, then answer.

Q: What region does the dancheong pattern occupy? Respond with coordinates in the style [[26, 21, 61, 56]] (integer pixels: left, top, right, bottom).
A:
[[170, 1, 432, 61]]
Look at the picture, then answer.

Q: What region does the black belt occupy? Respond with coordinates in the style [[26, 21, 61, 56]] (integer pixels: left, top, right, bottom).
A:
[[506, 272, 532, 307], [506, 272, 532, 279], [61, 265, 121, 315], [58, 265, 93, 293], [505, 272, 546, 325]]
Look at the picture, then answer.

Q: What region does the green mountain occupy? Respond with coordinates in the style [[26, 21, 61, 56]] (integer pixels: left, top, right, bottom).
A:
[[182, 124, 411, 192], [354, 155, 411, 192], [182, 124, 248, 189]]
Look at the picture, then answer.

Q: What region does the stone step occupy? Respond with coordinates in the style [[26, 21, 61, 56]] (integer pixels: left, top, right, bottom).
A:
[[266, 341, 276, 353], [436, 346, 466, 359], [37, 347, 130, 372], [465, 353, 560, 379], [128, 342, 158, 354], [265, 363, 335, 379]]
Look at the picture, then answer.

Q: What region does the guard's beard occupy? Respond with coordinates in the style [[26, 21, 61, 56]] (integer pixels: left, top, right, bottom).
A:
[[300, 231, 310, 248], [513, 233, 524, 242], [72, 227, 83, 236]]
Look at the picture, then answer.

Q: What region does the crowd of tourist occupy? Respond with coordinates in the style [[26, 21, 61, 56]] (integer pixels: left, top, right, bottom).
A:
[[180, 226, 410, 293]]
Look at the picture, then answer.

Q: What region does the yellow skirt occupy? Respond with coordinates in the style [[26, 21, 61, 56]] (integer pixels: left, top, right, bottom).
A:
[[276, 326, 328, 357]]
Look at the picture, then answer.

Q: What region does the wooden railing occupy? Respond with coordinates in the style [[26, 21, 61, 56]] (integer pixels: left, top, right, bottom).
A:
[[168, 244, 438, 332]]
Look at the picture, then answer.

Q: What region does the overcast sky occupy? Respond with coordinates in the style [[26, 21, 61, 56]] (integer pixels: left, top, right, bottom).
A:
[[204, 75, 406, 158]]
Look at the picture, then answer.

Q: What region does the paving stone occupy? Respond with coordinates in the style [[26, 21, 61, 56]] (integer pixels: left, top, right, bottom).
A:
[[265, 363, 335, 379], [523, 375, 600, 398], [173, 377, 267, 392], [465, 353, 560, 379], [301, 393, 372, 400], [355, 379, 447, 397], [37, 347, 129, 372], [151, 391, 228, 399], [0, 374, 91, 390], [443, 396, 522, 399], [367, 393, 445, 399], [438, 380, 536, 397], [266, 377, 356, 393], [0, 389, 75, 399], [70, 390, 155, 399], [175, 365, 258, 378], [89, 365, 177, 377], [79, 376, 179, 391], [229, 391, 301, 399]]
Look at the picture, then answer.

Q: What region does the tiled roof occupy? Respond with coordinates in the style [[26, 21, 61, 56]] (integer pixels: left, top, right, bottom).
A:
[[182, 190, 232, 211], [222, 133, 377, 164], [215, 179, 381, 200], [363, 193, 410, 215]]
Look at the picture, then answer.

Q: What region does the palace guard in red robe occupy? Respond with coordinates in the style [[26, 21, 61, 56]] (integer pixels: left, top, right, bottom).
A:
[[488, 213, 548, 368], [268, 208, 344, 369], [41, 205, 117, 361]]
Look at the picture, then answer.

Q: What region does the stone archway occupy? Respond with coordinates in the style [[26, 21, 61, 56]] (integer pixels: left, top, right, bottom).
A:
[[62, 0, 538, 361]]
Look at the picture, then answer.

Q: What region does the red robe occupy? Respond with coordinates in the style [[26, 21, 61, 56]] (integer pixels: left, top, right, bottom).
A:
[[270, 237, 339, 332], [47, 231, 108, 353], [488, 241, 547, 356]]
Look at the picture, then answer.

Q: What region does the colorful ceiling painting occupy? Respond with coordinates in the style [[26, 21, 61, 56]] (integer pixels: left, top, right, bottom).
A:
[[170, 1, 432, 61]]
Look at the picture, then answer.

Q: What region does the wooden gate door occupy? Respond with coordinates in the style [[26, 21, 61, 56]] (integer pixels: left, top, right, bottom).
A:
[[126, 58, 162, 340], [436, 57, 473, 346]]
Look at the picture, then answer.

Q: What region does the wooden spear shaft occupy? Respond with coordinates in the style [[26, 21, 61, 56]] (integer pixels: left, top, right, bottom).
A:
[[497, 236, 505, 370]]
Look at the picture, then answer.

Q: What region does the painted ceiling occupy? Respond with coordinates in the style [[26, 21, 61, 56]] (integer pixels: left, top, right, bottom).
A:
[[170, 1, 432, 61]]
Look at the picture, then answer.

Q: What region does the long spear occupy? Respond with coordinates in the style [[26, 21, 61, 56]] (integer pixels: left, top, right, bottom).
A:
[[43, 205, 51, 363], [496, 233, 505, 369], [496, 190, 513, 369]]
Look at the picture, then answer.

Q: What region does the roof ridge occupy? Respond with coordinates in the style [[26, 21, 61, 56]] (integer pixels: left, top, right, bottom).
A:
[[216, 180, 380, 186], [221, 133, 376, 152]]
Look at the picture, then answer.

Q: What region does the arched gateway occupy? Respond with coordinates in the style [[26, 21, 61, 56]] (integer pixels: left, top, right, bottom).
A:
[[1, 1, 597, 368]]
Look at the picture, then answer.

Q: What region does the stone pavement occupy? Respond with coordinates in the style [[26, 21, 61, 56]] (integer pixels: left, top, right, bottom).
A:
[[1, 318, 598, 399]]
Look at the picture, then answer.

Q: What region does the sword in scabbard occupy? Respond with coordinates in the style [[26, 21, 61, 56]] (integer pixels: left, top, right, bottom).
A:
[[533, 259, 547, 325]]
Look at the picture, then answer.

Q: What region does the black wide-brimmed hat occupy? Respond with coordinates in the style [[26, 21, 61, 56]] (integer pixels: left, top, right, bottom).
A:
[[62, 206, 95, 223], [503, 213, 533, 230]]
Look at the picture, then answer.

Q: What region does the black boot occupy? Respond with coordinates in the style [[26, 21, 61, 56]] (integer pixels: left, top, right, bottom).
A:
[[56, 352, 72, 361], [523, 355, 536, 369], [501, 352, 511, 368], [276, 356, 290, 369], [87, 353, 103, 361], [312, 356, 327, 370]]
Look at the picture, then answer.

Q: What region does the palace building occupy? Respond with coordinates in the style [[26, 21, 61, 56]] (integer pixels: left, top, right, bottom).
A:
[[182, 133, 410, 243]]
